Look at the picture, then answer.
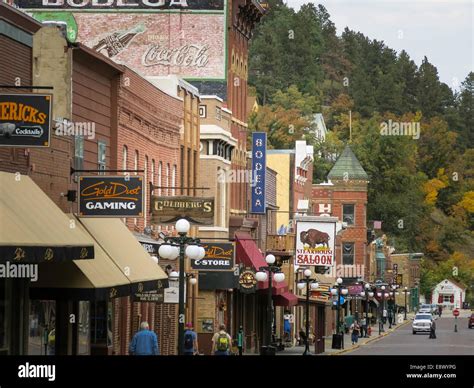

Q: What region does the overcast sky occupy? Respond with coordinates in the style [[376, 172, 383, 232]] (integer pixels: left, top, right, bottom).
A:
[[285, 0, 473, 91]]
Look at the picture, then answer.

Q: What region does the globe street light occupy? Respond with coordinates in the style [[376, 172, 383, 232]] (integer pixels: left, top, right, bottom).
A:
[[402, 287, 410, 320], [362, 283, 373, 338], [297, 268, 319, 355], [379, 285, 386, 335], [331, 277, 347, 349], [160, 218, 203, 355], [257, 254, 284, 355]]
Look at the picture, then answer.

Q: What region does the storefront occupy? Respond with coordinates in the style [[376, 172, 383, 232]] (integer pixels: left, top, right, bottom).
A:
[[0, 172, 94, 355], [432, 279, 466, 310]]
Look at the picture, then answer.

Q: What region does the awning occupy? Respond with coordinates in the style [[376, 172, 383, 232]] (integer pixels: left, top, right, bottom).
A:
[[30, 215, 133, 300], [235, 232, 287, 295], [0, 172, 94, 263], [78, 217, 168, 293], [274, 291, 298, 307]]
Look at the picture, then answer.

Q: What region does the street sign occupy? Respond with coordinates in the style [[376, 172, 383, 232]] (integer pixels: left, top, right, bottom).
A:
[[453, 309, 459, 317]]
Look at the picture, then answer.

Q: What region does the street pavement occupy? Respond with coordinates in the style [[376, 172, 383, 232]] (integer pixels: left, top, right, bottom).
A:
[[345, 312, 474, 355]]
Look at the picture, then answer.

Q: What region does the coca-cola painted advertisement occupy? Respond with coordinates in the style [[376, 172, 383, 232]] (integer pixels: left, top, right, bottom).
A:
[[29, 12, 226, 80]]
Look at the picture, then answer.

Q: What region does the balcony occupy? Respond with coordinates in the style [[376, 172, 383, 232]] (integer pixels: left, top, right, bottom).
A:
[[266, 234, 295, 257]]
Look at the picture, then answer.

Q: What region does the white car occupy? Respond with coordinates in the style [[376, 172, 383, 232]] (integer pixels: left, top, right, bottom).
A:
[[412, 313, 433, 334]]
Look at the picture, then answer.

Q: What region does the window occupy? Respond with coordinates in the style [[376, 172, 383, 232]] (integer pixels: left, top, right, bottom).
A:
[[134, 150, 139, 175], [144, 155, 148, 227], [28, 300, 56, 355], [98, 141, 106, 174], [90, 301, 112, 347], [166, 163, 170, 196], [342, 243, 355, 265], [151, 159, 155, 185], [158, 162, 162, 196], [172, 164, 176, 196], [199, 105, 207, 118], [187, 149, 191, 196], [443, 295, 451, 303], [180, 146, 184, 195], [74, 135, 84, 171], [215, 106, 222, 121], [122, 145, 128, 170], [342, 204, 355, 225], [77, 301, 90, 355]]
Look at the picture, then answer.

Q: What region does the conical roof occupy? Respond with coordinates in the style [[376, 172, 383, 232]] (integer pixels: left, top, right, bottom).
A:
[[328, 145, 368, 180]]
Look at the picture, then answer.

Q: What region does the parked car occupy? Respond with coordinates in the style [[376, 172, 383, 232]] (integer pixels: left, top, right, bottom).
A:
[[412, 313, 433, 334], [469, 313, 474, 329]]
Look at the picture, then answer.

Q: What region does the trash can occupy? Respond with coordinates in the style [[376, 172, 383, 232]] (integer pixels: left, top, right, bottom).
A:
[[260, 345, 276, 356], [331, 333, 343, 349]]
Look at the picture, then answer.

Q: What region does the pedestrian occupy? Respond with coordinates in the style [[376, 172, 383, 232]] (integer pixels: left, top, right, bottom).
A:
[[350, 321, 360, 345], [438, 305, 443, 317], [183, 322, 198, 355], [129, 321, 159, 355], [212, 324, 232, 355], [429, 320, 437, 339], [360, 317, 366, 337]]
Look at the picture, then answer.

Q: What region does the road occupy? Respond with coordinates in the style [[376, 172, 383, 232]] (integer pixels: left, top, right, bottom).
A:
[[345, 314, 474, 355]]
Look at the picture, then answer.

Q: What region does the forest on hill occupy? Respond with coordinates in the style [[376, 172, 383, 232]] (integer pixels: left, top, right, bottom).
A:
[[248, 1, 473, 298]]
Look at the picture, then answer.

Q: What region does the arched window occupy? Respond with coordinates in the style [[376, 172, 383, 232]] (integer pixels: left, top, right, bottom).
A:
[[122, 145, 128, 170], [166, 163, 170, 196], [158, 162, 162, 196]]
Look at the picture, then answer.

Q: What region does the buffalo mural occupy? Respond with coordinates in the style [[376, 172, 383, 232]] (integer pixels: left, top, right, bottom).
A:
[[300, 229, 330, 248]]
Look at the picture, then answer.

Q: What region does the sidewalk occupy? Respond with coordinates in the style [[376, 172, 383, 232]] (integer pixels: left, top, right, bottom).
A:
[[276, 314, 414, 356]]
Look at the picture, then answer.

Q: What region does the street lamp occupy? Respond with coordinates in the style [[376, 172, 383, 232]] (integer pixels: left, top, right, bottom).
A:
[[378, 285, 386, 335], [389, 284, 399, 328], [362, 283, 374, 338], [402, 287, 410, 320], [158, 218, 205, 355], [331, 278, 348, 349], [256, 254, 285, 355], [297, 269, 319, 355]]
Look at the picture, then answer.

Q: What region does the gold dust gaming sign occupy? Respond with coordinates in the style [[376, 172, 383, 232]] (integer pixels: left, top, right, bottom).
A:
[[151, 195, 214, 225], [0, 94, 52, 147], [79, 176, 143, 217]]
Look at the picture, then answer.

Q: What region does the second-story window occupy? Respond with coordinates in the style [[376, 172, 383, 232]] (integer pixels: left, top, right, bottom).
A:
[[342, 243, 355, 265], [342, 204, 355, 225], [215, 106, 222, 121], [74, 135, 84, 171], [98, 140, 106, 174]]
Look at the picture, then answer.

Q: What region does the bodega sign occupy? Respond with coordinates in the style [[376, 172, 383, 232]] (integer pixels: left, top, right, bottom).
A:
[[78, 176, 143, 217], [250, 132, 266, 214], [0, 94, 52, 147], [295, 218, 336, 267]]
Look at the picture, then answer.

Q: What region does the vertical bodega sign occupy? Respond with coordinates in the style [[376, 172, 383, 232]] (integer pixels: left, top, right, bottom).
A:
[[251, 132, 266, 214]]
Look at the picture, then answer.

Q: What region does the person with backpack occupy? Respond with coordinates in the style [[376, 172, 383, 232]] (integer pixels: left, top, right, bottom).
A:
[[350, 321, 361, 345], [212, 324, 232, 356], [183, 322, 198, 355]]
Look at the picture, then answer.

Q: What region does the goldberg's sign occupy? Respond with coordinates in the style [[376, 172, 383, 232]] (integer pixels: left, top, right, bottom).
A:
[[79, 176, 143, 217], [151, 196, 214, 225], [191, 242, 234, 271], [0, 94, 52, 147], [17, 0, 224, 9], [295, 220, 336, 267], [250, 132, 266, 214]]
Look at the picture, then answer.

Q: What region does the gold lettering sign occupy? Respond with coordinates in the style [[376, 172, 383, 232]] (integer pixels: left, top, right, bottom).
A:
[[138, 283, 144, 293], [14, 248, 26, 261], [44, 248, 54, 261], [109, 288, 118, 298], [151, 195, 214, 225], [80, 247, 89, 259]]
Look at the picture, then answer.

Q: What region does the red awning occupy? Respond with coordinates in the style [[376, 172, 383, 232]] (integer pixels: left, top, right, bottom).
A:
[[235, 232, 288, 295], [274, 291, 298, 307]]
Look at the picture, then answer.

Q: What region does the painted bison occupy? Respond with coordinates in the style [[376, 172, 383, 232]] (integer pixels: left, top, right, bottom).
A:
[[300, 229, 330, 248]]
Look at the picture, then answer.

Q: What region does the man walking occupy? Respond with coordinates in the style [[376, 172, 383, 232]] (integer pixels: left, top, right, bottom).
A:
[[212, 324, 232, 356], [183, 323, 199, 355], [129, 322, 159, 355], [429, 319, 437, 339]]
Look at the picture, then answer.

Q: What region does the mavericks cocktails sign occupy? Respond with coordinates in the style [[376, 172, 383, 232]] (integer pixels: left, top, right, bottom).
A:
[[78, 176, 144, 217], [295, 218, 336, 267], [0, 94, 52, 147]]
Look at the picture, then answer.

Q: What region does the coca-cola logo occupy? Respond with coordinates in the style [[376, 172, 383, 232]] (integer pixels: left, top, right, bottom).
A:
[[142, 44, 210, 68]]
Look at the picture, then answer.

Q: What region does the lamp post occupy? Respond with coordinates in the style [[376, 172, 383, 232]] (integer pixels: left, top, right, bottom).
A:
[[158, 219, 205, 355], [361, 283, 374, 338], [377, 285, 387, 335], [256, 254, 285, 355], [402, 287, 410, 320], [297, 269, 319, 355], [331, 278, 348, 349]]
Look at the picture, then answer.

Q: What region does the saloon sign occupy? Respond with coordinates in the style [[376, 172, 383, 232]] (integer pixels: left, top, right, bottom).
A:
[[295, 218, 336, 267], [78, 176, 143, 217], [151, 196, 214, 225], [191, 242, 234, 271], [0, 94, 52, 147]]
